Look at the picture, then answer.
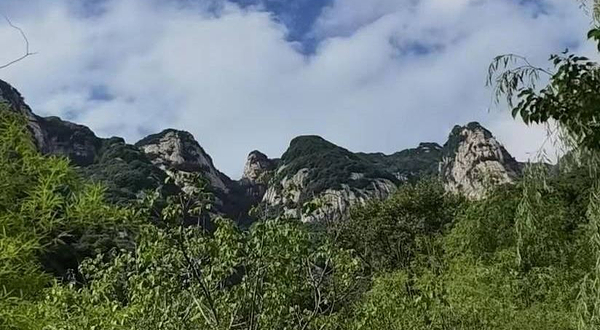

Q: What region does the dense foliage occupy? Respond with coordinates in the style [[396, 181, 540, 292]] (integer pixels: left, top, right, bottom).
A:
[[277, 135, 444, 205], [279, 135, 400, 195], [82, 137, 176, 203], [357, 142, 442, 181], [3, 101, 600, 328], [5, 12, 600, 328]]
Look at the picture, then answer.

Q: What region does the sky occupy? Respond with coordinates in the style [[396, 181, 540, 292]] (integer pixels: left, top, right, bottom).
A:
[[0, 0, 595, 178]]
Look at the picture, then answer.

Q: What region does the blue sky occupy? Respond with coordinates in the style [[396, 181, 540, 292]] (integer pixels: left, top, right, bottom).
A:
[[0, 0, 595, 177], [231, 0, 333, 51]]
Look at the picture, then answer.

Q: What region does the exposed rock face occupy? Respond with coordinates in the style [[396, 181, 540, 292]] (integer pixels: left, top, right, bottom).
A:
[[36, 116, 102, 166], [306, 180, 396, 223], [136, 129, 230, 194], [242, 150, 275, 183], [259, 136, 404, 223], [0, 79, 46, 150], [262, 167, 397, 222], [1, 80, 102, 166], [134, 130, 263, 222], [240, 150, 276, 205], [440, 122, 521, 200]]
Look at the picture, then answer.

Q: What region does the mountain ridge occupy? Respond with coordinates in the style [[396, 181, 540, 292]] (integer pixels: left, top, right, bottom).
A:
[[0, 79, 523, 223]]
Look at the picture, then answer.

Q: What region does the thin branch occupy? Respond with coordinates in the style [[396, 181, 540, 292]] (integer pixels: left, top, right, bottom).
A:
[[0, 15, 36, 70], [486, 54, 553, 109]]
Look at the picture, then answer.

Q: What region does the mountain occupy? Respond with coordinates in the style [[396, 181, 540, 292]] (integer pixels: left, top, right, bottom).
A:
[[440, 122, 522, 200], [248, 129, 520, 222], [135, 129, 255, 223], [0, 79, 523, 223]]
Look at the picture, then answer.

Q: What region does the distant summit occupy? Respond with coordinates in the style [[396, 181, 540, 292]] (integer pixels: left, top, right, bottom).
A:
[[1, 79, 523, 223]]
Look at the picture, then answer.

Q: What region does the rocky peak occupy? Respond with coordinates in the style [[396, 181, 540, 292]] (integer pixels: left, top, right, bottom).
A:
[[2, 78, 529, 222], [1, 80, 102, 165], [242, 150, 275, 183], [282, 135, 342, 162], [135, 129, 230, 193], [36, 116, 103, 166], [260, 135, 400, 222], [440, 122, 521, 199], [0, 79, 28, 113], [416, 142, 443, 153], [0, 79, 46, 150]]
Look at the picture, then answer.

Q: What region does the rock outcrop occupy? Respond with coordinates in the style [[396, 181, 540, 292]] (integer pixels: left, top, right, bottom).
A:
[[262, 167, 397, 222], [135, 129, 230, 194], [258, 136, 403, 222], [242, 150, 275, 184], [440, 122, 521, 199], [1, 80, 103, 166], [1, 79, 47, 151], [240, 150, 277, 204], [36, 116, 103, 166]]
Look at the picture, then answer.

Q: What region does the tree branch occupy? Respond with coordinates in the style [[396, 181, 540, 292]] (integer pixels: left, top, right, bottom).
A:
[[0, 15, 36, 70]]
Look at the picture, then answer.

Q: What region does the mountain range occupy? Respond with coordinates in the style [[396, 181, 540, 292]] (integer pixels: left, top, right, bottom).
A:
[[0, 79, 523, 223]]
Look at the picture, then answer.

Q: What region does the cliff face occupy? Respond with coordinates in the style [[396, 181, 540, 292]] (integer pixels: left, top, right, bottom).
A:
[[1, 80, 103, 166], [135, 129, 231, 194], [253, 136, 404, 222], [248, 126, 522, 221], [1, 78, 524, 223], [242, 150, 276, 184], [440, 122, 522, 200], [1, 79, 48, 152]]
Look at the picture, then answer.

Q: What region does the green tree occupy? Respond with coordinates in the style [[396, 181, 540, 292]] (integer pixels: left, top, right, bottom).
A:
[[338, 179, 461, 272]]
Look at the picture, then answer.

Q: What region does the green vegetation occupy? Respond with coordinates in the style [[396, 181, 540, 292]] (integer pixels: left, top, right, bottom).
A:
[[82, 137, 176, 204], [276, 135, 443, 204], [358, 142, 443, 181], [4, 14, 600, 329], [279, 135, 400, 195], [3, 100, 600, 329]]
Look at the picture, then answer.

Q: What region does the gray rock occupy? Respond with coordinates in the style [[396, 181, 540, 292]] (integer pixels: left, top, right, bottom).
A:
[[1, 79, 102, 166], [136, 129, 230, 194], [242, 150, 275, 184], [0, 79, 46, 151], [1, 78, 526, 223], [440, 122, 521, 199]]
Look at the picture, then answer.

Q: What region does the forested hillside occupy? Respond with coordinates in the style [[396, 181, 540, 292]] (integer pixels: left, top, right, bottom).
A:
[[3, 7, 600, 330], [2, 97, 600, 329]]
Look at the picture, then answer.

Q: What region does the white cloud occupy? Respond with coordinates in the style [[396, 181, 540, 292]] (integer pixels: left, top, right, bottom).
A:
[[0, 0, 594, 177]]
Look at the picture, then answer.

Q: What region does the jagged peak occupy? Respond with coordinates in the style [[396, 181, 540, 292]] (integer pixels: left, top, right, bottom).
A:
[[242, 150, 275, 183], [135, 128, 219, 168], [248, 150, 269, 159], [135, 127, 231, 192], [441, 121, 520, 199], [0, 79, 29, 114], [449, 122, 493, 139], [287, 135, 338, 148], [135, 128, 198, 147], [40, 116, 99, 138]]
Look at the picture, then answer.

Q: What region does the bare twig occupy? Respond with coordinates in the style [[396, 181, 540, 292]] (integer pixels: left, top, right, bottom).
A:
[[0, 15, 36, 70]]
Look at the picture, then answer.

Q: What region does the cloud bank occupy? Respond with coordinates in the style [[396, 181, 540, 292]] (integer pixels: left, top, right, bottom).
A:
[[0, 0, 594, 177]]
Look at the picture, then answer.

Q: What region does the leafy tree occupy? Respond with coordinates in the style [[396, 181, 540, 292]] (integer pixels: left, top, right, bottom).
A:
[[337, 179, 461, 272], [0, 106, 142, 329]]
